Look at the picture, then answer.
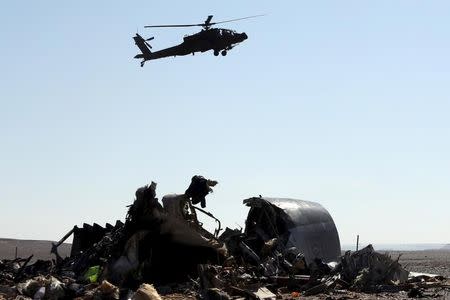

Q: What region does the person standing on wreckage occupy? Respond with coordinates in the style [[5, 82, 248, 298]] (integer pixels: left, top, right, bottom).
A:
[[162, 175, 218, 225]]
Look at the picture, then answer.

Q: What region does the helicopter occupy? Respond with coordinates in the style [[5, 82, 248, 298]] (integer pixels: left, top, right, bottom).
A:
[[133, 15, 263, 67]]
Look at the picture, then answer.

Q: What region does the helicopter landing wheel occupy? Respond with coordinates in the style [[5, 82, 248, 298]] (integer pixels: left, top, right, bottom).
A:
[[221, 50, 227, 56], [214, 50, 220, 56]]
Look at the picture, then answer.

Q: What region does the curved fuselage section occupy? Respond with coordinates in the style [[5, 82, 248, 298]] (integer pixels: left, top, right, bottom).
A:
[[244, 197, 341, 264]]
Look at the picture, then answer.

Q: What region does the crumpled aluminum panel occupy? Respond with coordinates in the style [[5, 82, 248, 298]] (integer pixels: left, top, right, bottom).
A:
[[262, 197, 341, 264]]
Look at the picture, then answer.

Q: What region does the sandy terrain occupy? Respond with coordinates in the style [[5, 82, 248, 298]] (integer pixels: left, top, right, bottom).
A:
[[389, 250, 450, 278], [0, 238, 70, 261]]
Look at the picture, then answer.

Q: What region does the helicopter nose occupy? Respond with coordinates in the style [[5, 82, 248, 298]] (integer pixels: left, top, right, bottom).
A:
[[241, 32, 248, 40]]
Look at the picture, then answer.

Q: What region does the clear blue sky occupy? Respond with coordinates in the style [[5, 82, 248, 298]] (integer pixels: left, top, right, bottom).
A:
[[1, 1, 449, 245]]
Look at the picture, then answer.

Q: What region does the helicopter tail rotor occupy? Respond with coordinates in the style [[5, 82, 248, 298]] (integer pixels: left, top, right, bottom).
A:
[[144, 36, 154, 49], [133, 33, 153, 66]]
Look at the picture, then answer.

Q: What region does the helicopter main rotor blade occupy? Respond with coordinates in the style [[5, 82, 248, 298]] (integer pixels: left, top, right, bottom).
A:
[[144, 23, 204, 28], [210, 14, 265, 26], [204, 15, 213, 25], [144, 14, 264, 29]]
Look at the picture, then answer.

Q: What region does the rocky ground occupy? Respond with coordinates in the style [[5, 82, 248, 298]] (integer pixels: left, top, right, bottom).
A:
[[393, 250, 450, 278], [1, 239, 449, 299]]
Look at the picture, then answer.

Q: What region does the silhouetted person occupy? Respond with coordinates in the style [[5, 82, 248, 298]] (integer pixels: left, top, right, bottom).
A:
[[162, 175, 218, 222], [126, 181, 163, 226], [185, 175, 218, 208]]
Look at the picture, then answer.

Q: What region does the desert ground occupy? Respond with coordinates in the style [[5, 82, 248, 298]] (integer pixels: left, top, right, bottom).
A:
[[1, 239, 449, 299], [390, 250, 450, 279], [0, 238, 70, 261]]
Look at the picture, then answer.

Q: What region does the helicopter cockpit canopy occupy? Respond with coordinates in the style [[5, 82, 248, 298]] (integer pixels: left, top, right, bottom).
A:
[[218, 29, 237, 36]]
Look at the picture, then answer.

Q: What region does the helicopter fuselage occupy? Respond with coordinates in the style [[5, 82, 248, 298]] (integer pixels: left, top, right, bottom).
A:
[[134, 28, 248, 65]]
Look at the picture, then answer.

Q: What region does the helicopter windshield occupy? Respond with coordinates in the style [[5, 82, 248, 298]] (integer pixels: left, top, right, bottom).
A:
[[219, 29, 237, 36]]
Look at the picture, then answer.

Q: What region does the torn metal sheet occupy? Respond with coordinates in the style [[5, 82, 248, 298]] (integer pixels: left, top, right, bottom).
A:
[[409, 271, 441, 278], [248, 286, 276, 300], [244, 197, 341, 264]]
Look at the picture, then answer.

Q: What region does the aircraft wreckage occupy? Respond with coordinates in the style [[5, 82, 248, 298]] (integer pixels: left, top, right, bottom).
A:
[[49, 175, 341, 286], [3, 176, 449, 299]]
